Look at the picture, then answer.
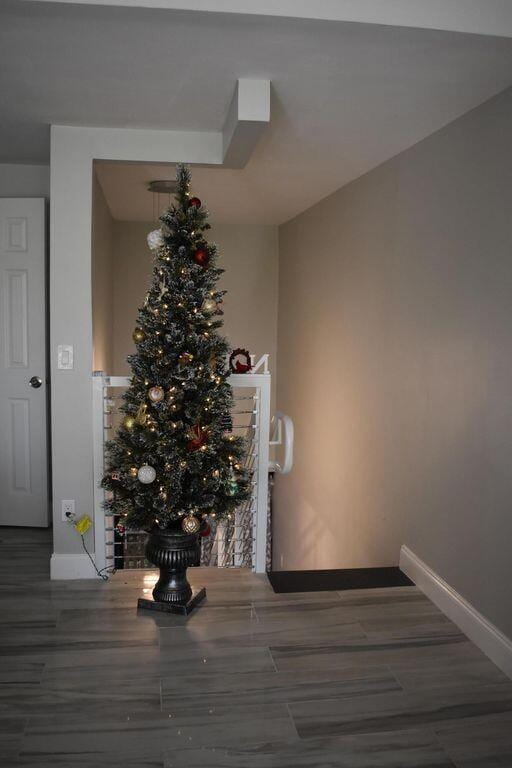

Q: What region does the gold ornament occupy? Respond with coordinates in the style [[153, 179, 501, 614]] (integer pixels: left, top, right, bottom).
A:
[[129, 466, 138, 477], [179, 352, 194, 366], [135, 402, 148, 426], [133, 328, 145, 343], [181, 514, 200, 534], [122, 415, 136, 430], [158, 278, 168, 301], [148, 386, 165, 403], [202, 297, 217, 314]]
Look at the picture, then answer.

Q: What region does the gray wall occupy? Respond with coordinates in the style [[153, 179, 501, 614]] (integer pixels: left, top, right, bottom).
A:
[[275, 87, 512, 637], [0, 164, 50, 198]]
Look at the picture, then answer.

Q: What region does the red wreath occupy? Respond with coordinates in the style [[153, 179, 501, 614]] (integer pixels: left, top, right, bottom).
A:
[[229, 348, 252, 374]]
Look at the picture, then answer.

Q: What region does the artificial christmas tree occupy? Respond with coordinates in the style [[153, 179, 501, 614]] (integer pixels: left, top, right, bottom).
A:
[[102, 164, 250, 612]]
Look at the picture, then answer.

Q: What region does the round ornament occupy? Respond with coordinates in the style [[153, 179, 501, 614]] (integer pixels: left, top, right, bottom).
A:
[[133, 328, 145, 344], [182, 514, 200, 534], [202, 297, 217, 314], [193, 247, 209, 268], [187, 196, 202, 209], [115, 522, 126, 536], [147, 229, 164, 251], [122, 415, 136, 430], [137, 464, 156, 484], [148, 386, 165, 403]]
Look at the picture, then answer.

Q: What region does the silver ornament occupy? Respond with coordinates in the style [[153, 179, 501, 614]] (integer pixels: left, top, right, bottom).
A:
[[137, 464, 156, 484], [147, 229, 164, 251], [148, 386, 165, 403]]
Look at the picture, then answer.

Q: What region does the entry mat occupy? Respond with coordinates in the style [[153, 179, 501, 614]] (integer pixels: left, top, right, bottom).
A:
[[267, 567, 414, 593]]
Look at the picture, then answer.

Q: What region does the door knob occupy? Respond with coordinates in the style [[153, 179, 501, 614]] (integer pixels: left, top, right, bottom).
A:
[[29, 376, 42, 389]]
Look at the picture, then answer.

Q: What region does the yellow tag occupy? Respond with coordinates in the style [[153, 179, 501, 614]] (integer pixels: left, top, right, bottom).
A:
[[75, 515, 92, 535]]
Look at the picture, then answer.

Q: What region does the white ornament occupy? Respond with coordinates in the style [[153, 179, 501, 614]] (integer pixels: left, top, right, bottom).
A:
[[137, 464, 156, 484], [147, 229, 164, 251]]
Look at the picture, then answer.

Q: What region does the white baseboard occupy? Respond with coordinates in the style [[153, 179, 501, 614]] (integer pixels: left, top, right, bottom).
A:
[[50, 553, 98, 580], [400, 545, 512, 679]]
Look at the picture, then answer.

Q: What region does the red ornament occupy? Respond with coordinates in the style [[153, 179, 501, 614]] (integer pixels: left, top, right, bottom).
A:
[[115, 523, 126, 536], [229, 348, 252, 374], [193, 247, 209, 268], [187, 425, 208, 452], [200, 522, 211, 538], [187, 196, 202, 209]]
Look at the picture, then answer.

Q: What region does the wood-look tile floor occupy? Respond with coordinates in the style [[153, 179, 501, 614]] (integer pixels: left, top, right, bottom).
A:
[[1, 528, 511, 767]]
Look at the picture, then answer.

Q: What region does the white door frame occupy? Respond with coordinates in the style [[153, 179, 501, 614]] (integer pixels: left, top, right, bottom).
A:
[[49, 81, 270, 578]]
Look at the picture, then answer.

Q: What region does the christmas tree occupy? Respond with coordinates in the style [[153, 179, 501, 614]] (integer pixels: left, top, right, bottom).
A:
[[102, 165, 250, 538]]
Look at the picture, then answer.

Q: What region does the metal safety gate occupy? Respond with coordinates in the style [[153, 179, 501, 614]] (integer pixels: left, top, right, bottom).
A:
[[92, 369, 281, 575]]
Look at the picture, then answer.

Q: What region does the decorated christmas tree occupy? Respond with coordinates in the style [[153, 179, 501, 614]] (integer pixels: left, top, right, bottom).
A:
[[102, 165, 250, 540]]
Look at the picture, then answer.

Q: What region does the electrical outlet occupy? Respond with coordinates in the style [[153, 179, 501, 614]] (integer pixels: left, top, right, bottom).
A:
[[62, 499, 76, 522]]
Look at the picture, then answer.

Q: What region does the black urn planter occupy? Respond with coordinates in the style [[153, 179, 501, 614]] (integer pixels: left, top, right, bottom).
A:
[[137, 523, 206, 615]]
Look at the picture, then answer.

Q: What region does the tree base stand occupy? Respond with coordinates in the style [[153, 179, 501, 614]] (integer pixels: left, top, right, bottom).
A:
[[138, 586, 206, 616], [137, 525, 204, 616]]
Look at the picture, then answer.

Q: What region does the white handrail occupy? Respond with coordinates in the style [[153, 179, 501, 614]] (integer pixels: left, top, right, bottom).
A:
[[269, 410, 294, 474]]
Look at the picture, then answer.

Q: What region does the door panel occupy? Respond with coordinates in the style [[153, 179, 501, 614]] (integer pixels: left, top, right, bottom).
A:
[[10, 398, 31, 492], [5, 269, 29, 367], [0, 199, 48, 527]]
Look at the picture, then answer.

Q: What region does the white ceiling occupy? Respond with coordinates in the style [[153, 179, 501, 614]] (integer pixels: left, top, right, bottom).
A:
[[23, 0, 512, 39], [3, 1, 512, 223]]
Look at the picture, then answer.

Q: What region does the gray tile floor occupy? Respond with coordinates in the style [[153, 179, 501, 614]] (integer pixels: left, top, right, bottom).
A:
[[1, 527, 511, 767]]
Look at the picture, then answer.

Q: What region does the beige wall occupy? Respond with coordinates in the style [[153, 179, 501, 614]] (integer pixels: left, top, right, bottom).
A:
[[91, 173, 114, 372], [275, 88, 512, 638], [111, 221, 279, 400]]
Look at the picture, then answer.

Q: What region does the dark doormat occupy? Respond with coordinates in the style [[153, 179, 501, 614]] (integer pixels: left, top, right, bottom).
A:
[[267, 567, 414, 593]]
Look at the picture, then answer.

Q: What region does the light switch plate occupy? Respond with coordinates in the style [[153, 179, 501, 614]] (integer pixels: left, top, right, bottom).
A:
[[58, 344, 74, 370]]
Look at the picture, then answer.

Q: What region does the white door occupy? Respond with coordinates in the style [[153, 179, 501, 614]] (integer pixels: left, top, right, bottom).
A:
[[0, 199, 48, 527]]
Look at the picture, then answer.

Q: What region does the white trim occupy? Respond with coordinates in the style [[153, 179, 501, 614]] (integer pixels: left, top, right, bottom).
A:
[[400, 545, 512, 679], [50, 553, 98, 580], [92, 375, 107, 575]]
